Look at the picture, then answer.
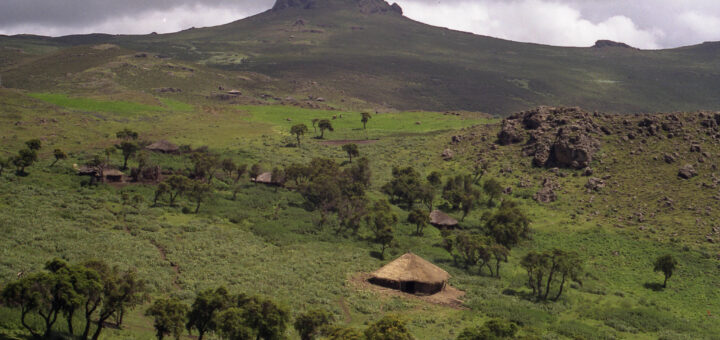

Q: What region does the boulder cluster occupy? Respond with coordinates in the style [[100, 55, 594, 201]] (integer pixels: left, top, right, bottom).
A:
[[497, 106, 603, 169]]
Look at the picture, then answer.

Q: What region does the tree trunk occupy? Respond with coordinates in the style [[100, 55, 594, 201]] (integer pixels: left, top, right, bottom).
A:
[[67, 309, 75, 335], [50, 159, 58, 167], [198, 331, 205, 340], [544, 266, 557, 300], [296, 135, 301, 146], [20, 308, 39, 338], [349, 155, 353, 163], [91, 313, 112, 340], [663, 275, 668, 288], [495, 259, 501, 278], [123, 156, 129, 170], [195, 201, 202, 214], [553, 275, 567, 301]]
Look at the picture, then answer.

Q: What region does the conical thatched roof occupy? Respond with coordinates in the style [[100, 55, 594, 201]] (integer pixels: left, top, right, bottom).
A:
[[253, 172, 273, 184], [371, 253, 450, 284], [430, 210, 458, 227], [146, 140, 179, 153]]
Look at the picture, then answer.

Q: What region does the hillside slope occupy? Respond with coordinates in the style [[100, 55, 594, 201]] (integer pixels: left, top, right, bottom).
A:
[[3, 0, 720, 114]]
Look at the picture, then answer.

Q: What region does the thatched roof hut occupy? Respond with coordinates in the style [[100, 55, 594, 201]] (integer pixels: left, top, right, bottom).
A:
[[102, 169, 125, 182], [252, 172, 274, 185], [227, 89, 242, 96], [429, 210, 459, 229], [146, 140, 179, 154], [369, 253, 450, 295]]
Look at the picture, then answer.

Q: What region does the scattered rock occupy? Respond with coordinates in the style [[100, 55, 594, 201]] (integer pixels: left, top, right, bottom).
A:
[[663, 153, 676, 164], [441, 149, 454, 161], [582, 167, 594, 176], [502, 187, 512, 195], [534, 178, 558, 203], [585, 177, 606, 191], [678, 164, 697, 179]]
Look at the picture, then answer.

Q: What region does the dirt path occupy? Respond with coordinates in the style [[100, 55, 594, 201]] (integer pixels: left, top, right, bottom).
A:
[[150, 239, 181, 290], [338, 297, 352, 323]]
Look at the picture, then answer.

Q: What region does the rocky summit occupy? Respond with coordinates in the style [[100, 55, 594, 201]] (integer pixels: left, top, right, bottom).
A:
[[272, 0, 402, 14]]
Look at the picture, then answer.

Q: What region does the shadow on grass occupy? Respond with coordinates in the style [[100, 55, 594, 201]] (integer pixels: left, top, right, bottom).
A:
[[369, 251, 385, 260], [643, 282, 665, 291]]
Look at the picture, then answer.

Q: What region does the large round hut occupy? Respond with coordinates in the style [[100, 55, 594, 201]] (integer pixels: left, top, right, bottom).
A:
[[369, 253, 450, 295]]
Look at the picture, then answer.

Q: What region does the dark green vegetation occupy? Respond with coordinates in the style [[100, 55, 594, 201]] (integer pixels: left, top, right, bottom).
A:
[[3, 0, 720, 114], [1, 1, 720, 338]]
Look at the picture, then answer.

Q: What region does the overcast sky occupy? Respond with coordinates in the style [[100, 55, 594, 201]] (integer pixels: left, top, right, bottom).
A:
[[1, 0, 720, 49]]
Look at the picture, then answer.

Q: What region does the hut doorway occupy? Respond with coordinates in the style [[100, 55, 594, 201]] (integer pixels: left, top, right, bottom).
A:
[[402, 281, 417, 294]]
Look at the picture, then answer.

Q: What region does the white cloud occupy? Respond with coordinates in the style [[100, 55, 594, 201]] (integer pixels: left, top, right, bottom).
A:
[[398, 0, 664, 49], [677, 11, 720, 42], [0, 4, 256, 36]]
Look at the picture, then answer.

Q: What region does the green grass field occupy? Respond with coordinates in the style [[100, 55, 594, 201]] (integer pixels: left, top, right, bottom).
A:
[[1, 88, 719, 339]]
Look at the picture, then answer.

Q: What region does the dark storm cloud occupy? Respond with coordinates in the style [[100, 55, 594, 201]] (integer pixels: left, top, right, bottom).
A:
[[1, 0, 719, 49]]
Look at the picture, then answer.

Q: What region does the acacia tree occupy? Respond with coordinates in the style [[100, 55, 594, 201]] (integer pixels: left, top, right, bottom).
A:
[[116, 128, 139, 140], [489, 244, 510, 278], [521, 249, 582, 301], [51, 149, 67, 167], [360, 112, 372, 130], [0, 272, 68, 338], [237, 295, 290, 340], [164, 175, 192, 205], [407, 208, 429, 236], [457, 319, 517, 340], [294, 309, 334, 340], [366, 200, 398, 259], [442, 174, 481, 219], [341, 143, 359, 163], [187, 287, 231, 340], [364, 315, 414, 340], [654, 254, 678, 288], [485, 200, 531, 249], [12, 148, 38, 174], [318, 119, 333, 139], [89, 265, 147, 340], [188, 181, 213, 213], [116, 141, 138, 170], [291, 124, 309, 146], [145, 298, 189, 340], [483, 178, 503, 206]]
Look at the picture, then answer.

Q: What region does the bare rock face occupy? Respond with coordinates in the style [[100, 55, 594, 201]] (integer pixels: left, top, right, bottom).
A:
[[678, 164, 698, 179], [497, 106, 602, 169]]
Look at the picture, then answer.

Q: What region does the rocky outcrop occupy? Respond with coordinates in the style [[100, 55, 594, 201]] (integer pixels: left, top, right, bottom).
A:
[[497, 106, 602, 169], [593, 40, 633, 49], [272, 0, 402, 14]]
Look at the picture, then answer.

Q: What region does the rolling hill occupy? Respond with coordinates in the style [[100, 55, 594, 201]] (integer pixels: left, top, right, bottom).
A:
[[2, 0, 720, 115]]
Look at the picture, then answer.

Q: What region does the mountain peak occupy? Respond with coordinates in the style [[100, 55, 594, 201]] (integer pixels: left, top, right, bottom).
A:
[[272, 0, 402, 15]]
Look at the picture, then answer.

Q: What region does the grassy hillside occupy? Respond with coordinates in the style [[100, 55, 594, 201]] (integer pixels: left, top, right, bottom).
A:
[[3, 0, 720, 114], [1, 87, 719, 339]]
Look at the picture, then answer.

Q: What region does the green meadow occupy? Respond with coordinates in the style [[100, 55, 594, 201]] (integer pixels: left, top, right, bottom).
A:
[[1, 89, 719, 339]]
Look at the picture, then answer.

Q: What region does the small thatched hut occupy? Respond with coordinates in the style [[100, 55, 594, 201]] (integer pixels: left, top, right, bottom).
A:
[[429, 210, 459, 229], [252, 172, 276, 185], [369, 253, 450, 295], [146, 140, 179, 154], [102, 169, 125, 182], [227, 89, 242, 96]]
